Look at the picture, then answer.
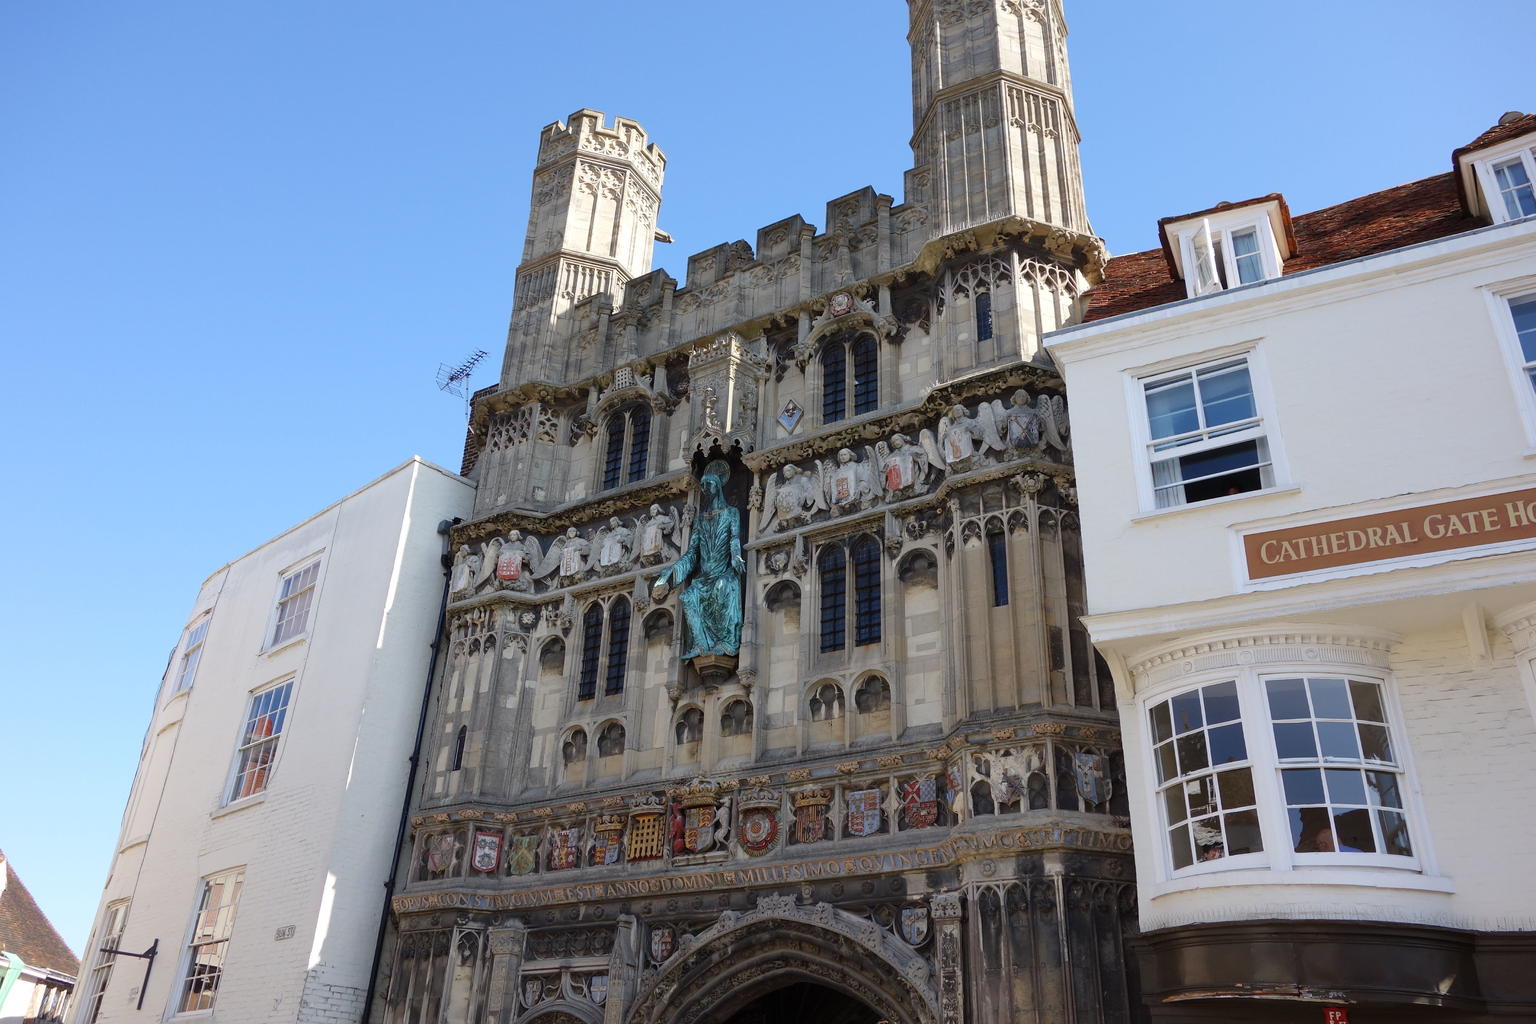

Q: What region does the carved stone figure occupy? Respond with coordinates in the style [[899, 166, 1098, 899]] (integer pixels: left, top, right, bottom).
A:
[[925, 402, 1005, 469], [651, 461, 744, 659], [877, 433, 940, 499], [595, 516, 634, 573], [533, 527, 594, 586], [495, 530, 536, 592], [636, 504, 678, 565], [823, 447, 880, 511], [450, 545, 479, 598], [1002, 389, 1070, 452], [760, 463, 826, 532]]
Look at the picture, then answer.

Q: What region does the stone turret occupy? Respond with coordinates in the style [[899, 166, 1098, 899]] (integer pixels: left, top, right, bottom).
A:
[[906, 0, 1088, 238], [502, 110, 667, 386]]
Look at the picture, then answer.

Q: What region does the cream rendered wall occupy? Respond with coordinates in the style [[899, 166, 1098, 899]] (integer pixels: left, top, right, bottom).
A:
[[74, 458, 472, 1024], [1046, 215, 1536, 935]]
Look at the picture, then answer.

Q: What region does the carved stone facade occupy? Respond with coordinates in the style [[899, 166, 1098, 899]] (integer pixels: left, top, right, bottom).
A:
[[379, 2, 1141, 1021]]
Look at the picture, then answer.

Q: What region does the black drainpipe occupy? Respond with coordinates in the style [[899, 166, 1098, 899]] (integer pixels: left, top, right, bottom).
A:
[[360, 516, 460, 1022]]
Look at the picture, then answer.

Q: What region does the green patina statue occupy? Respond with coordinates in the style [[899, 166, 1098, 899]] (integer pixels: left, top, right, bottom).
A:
[[652, 460, 744, 659]]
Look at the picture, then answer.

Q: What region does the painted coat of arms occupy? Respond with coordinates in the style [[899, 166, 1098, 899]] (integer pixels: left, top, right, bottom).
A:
[[591, 816, 625, 866], [847, 789, 883, 837], [900, 907, 930, 946], [792, 789, 831, 844], [900, 778, 939, 828], [683, 804, 716, 853], [1074, 752, 1110, 806], [506, 834, 538, 876], [471, 830, 502, 873], [548, 827, 582, 871], [425, 833, 459, 875], [626, 807, 665, 861], [589, 975, 608, 1005], [649, 926, 675, 964], [736, 790, 781, 854]]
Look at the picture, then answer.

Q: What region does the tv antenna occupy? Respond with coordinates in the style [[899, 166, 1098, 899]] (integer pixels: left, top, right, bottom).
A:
[[436, 349, 489, 416]]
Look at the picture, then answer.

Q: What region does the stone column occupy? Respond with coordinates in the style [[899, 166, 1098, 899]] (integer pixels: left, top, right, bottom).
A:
[[602, 915, 642, 1024], [932, 891, 966, 1024], [484, 920, 527, 1023]]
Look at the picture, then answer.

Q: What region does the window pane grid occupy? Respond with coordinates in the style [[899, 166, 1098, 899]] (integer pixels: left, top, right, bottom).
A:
[[177, 871, 243, 1014], [1149, 681, 1261, 869], [987, 531, 1009, 607], [1266, 676, 1411, 857], [1510, 296, 1536, 369], [578, 606, 602, 700], [819, 548, 847, 653], [626, 409, 651, 482], [604, 599, 630, 695], [174, 619, 209, 693], [229, 682, 292, 802], [852, 337, 879, 414], [271, 563, 319, 645], [1230, 228, 1264, 284], [822, 345, 847, 423], [602, 416, 626, 490], [1493, 156, 1536, 220], [85, 902, 129, 1022], [852, 537, 882, 646]]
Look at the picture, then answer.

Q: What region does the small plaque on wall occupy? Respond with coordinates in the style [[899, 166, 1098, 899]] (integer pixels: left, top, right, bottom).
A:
[[1323, 1008, 1350, 1024], [274, 925, 296, 941]]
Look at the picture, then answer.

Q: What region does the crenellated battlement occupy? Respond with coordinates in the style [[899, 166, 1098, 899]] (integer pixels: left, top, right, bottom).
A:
[[536, 108, 666, 189]]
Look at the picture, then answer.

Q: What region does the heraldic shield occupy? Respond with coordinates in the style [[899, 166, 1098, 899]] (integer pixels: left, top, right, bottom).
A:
[[738, 806, 779, 854], [649, 926, 675, 964], [471, 831, 502, 873], [901, 777, 939, 828], [548, 827, 581, 871], [589, 975, 608, 1005], [847, 789, 883, 837], [506, 834, 538, 876], [792, 788, 831, 843], [683, 805, 716, 853], [1074, 752, 1110, 806], [900, 906, 930, 946]]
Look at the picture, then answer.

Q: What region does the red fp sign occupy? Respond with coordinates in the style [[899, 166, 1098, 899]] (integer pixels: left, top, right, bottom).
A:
[[1324, 1009, 1350, 1024]]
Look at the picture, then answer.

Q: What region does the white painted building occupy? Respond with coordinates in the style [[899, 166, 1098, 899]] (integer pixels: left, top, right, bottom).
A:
[[1046, 113, 1536, 1020], [71, 458, 472, 1024]]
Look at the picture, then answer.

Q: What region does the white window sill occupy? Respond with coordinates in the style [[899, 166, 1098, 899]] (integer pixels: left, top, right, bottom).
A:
[[1131, 483, 1302, 523], [211, 793, 267, 820], [1147, 865, 1455, 900], [261, 634, 309, 657]]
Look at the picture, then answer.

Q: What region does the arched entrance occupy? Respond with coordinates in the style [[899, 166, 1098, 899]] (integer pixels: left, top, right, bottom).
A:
[[714, 980, 881, 1024], [627, 895, 937, 1024]]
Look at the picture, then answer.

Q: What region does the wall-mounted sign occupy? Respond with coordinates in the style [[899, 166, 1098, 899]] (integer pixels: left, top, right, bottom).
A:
[[1244, 487, 1536, 580], [1323, 1008, 1350, 1024]]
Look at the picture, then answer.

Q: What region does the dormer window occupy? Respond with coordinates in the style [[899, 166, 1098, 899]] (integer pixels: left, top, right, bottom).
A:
[[1455, 112, 1536, 225], [1160, 197, 1293, 300]]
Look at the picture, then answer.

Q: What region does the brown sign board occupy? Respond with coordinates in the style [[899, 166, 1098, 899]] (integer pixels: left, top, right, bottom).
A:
[[1244, 487, 1536, 580]]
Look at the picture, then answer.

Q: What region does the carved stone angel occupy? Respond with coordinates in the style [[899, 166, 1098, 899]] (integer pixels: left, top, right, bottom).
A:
[[1001, 389, 1070, 453], [877, 433, 942, 500], [494, 530, 536, 592], [822, 447, 881, 512], [923, 401, 1006, 471], [636, 503, 679, 566], [532, 527, 595, 586], [760, 463, 827, 532], [593, 516, 635, 574], [449, 544, 479, 598]]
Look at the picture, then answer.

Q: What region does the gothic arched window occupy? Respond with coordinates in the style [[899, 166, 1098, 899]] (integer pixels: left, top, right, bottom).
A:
[[821, 333, 879, 424], [809, 682, 846, 722], [578, 604, 603, 700], [854, 676, 891, 713], [818, 535, 883, 653], [721, 699, 753, 737], [597, 722, 625, 757], [988, 529, 1010, 607], [604, 597, 631, 696], [602, 405, 653, 490], [675, 707, 704, 746], [976, 291, 994, 342], [561, 728, 587, 766]]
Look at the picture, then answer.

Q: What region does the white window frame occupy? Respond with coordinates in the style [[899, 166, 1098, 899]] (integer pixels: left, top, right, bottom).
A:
[[80, 899, 130, 1024], [169, 616, 211, 697], [1483, 274, 1536, 449], [264, 557, 321, 651], [172, 868, 244, 1016], [1174, 211, 1283, 298], [1127, 343, 1285, 512], [1138, 663, 1436, 895], [223, 679, 294, 805], [1471, 137, 1536, 224]]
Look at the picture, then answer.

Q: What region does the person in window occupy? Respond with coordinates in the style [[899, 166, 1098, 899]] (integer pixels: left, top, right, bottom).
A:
[[1310, 826, 1362, 853]]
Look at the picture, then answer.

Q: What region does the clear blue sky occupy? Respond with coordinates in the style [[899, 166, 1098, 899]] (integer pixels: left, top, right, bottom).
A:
[[3, 1, 1530, 955]]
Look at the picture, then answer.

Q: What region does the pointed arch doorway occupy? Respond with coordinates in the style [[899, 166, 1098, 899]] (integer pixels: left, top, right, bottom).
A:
[[713, 980, 882, 1024]]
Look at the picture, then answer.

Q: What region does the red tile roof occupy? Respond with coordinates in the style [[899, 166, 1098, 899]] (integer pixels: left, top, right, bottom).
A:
[[1083, 172, 1477, 323], [0, 854, 79, 977], [1454, 112, 1536, 160]]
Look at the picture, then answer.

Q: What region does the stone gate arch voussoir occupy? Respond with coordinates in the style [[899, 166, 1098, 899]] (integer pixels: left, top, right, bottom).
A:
[[627, 893, 938, 1024]]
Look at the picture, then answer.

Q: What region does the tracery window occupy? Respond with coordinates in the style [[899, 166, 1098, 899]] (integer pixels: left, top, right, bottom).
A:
[[601, 405, 652, 490], [854, 676, 891, 713], [597, 722, 626, 757], [821, 333, 879, 423], [675, 707, 704, 745], [818, 536, 883, 652], [809, 682, 846, 721], [976, 291, 993, 342], [721, 699, 753, 737], [561, 728, 587, 765], [578, 597, 631, 701]]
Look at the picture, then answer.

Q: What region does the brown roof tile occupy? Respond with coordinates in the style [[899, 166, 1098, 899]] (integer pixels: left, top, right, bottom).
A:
[[1454, 112, 1536, 160], [1083, 172, 1476, 323], [0, 854, 79, 977]]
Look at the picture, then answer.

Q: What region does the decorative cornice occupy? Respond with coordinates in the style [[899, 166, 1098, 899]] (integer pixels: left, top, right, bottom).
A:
[[1128, 623, 1401, 689]]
